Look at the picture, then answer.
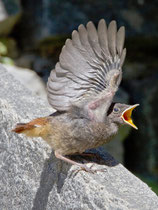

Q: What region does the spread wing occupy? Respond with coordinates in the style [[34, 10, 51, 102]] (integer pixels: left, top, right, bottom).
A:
[[47, 19, 126, 111]]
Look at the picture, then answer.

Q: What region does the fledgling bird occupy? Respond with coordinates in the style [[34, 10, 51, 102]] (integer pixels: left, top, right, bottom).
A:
[[12, 19, 139, 172]]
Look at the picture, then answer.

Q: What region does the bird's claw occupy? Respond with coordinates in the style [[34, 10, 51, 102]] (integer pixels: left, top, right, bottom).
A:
[[72, 163, 107, 175]]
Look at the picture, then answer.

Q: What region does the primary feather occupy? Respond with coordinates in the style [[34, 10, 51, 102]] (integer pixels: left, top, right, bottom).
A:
[[47, 19, 126, 111]]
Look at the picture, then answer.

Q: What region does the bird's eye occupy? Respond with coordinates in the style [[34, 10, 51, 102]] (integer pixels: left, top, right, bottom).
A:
[[113, 107, 120, 113]]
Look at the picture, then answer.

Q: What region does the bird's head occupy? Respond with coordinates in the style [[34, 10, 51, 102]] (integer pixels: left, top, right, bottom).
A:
[[107, 103, 139, 129]]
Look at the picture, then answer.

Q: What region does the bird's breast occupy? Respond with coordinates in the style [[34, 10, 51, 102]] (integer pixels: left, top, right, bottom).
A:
[[42, 116, 118, 155]]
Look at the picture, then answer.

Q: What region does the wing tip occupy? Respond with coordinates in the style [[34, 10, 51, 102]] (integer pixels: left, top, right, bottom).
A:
[[86, 20, 93, 27], [78, 23, 85, 31], [72, 30, 78, 37], [120, 48, 127, 67], [109, 20, 117, 28], [99, 18, 105, 23]]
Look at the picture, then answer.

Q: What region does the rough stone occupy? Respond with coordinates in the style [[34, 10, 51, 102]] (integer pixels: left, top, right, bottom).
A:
[[2, 63, 47, 101], [0, 65, 158, 209]]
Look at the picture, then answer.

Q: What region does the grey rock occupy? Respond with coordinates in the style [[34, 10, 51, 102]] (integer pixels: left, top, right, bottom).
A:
[[2, 63, 48, 101], [0, 0, 21, 35], [0, 65, 158, 210]]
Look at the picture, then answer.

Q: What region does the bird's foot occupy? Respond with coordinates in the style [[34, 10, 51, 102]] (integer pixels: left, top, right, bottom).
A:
[[73, 163, 107, 174], [55, 151, 106, 174]]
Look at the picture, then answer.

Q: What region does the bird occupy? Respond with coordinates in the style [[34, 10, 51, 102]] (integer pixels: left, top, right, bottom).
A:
[[12, 19, 139, 173]]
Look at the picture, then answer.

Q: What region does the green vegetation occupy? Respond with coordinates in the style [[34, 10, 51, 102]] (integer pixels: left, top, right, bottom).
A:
[[0, 39, 15, 65]]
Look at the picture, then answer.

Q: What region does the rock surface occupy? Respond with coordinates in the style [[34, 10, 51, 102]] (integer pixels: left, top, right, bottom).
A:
[[2, 63, 47, 101], [0, 65, 158, 209]]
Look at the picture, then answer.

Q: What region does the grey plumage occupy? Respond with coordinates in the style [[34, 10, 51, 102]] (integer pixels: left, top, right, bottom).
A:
[[47, 19, 126, 113]]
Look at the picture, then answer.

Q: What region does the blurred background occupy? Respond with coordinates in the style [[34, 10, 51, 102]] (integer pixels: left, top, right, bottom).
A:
[[0, 0, 158, 194]]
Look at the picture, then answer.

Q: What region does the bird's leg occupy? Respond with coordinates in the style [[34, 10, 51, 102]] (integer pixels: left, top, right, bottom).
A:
[[55, 151, 100, 173]]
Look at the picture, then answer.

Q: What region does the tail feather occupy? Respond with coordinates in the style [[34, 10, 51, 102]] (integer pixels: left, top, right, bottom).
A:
[[12, 123, 36, 134], [12, 117, 49, 137]]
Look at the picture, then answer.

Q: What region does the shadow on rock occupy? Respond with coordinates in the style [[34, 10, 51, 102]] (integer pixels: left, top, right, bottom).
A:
[[69, 147, 119, 167], [32, 148, 118, 210], [32, 151, 71, 210]]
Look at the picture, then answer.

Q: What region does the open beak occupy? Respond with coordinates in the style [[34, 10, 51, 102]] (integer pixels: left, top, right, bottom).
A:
[[121, 104, 139, 130]]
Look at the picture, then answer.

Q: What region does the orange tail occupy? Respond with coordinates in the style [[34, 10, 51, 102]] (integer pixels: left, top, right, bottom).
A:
[[12, 117, 49, 137], [12, 123, 35, 133]]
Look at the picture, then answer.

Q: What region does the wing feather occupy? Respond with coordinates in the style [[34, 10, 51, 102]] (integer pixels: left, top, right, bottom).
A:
[[47, 19, 126, 111], [117, 26, 125, 56], [108, 21, 117, 57], [87, 21, 102, 58]]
